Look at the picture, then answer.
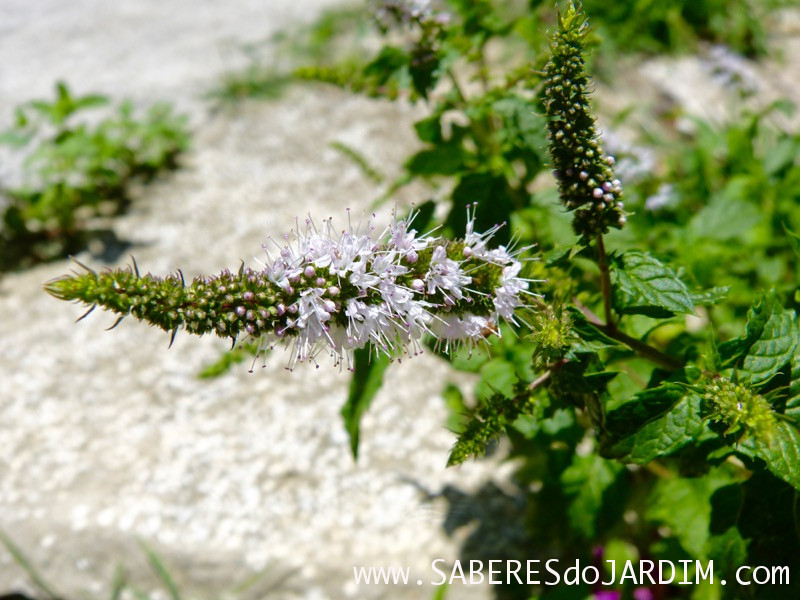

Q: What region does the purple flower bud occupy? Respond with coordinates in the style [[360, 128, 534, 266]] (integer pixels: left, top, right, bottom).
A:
[[327, 286, 340, 297], [602, 181, 612, 192], [406, 250, 418, 264], [287, 303, 298, 314], [304, 265, 316, 278], [462, 246, 472, 258], [243, 291, 255, 302], [411, 279, 424, 292], [235, 306, 246, 317], [579, 171, 589, 180], [315, 277, 326, 287], [276, 304, 285, 316], [593, 188, 604, 198], [245, 323, 255, 334], [323, 299, 336, 313]]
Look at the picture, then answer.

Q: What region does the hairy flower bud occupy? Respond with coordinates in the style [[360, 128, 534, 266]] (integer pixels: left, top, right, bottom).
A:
[[702, 377, 777, 444], [46, 210, 539, 370]]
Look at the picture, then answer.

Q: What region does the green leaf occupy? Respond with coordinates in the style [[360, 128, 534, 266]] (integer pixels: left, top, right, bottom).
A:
[[446, 172, 514, 245], [197, 344, 259, 379], [414, 114, 442, 144], [739, 421, 800, 491], [409, 44, 440, 99], [363, 45, 409, 82], [784, 223, 800, 260], [690, 286, 730, 307], [0, 130, 33, 147], [707, 527, 749, 574], [0, 528, 63, 599], [718, 290, 797, 384], [442, 383, 468, 432], [605, 390, 706, 464], [342, 347, 391, 459], [688, 193, 761, 242], [788, 332, 800, 418], [646, 466, 739, 558], [742, 308, 797, 385], [475, 357, 517, 401], [568, 309, 622, 353], [405, 143, 467, 176], [612, 251, 695, 317], [139, 540, 181, 600], [561, 454, 623, 538]]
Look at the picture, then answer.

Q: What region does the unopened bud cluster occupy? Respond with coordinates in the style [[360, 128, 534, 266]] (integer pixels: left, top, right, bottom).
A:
[[543, 3, 626, 239], [702, 378, 777, 444], [46, 209, 536, 370]]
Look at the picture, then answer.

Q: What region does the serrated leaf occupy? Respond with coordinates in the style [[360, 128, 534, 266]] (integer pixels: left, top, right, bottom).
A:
[[604, 382, 686, 438], [718, 290, 797, 384], [606, 392, 706, 464], [742, 307, 796, 384], [342, 348, 391, 459], [568, 309, 622, 353], [718, 291, 778, 363], [787, 333, 800, 418], [739, 421, 800, 491], [613, 251, 695, 317]]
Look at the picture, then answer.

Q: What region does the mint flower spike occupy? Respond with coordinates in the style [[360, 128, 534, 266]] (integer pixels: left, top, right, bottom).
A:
[[45, 208, 541, 371], [543, 1, 627, 240]]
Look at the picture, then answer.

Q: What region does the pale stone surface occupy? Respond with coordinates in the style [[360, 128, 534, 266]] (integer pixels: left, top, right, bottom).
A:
[[0, 1, 500, 599]]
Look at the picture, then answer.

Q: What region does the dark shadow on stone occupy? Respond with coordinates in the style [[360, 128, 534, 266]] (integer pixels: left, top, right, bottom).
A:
[[0, 227, 140, 276], [405, 478, 535, 600]]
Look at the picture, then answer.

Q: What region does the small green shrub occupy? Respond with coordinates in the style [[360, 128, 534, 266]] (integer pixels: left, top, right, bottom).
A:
[[0, 82, 189, 271]]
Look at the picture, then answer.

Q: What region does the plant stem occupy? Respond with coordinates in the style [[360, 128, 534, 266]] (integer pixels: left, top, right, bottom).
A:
[[447, 68, 468, 105], [599, 324, 684, 371], [574, 298, 684, 372], [595, 233, 614, 329]]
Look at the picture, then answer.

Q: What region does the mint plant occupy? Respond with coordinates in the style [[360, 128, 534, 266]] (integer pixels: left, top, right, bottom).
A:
[[45, 3, 800, 598], [0, 82, 189, 271]]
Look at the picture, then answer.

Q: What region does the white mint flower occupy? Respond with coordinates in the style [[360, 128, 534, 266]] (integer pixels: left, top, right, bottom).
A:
[[48, 206, 542, 372], [425, 245, 471, 302], [249, 208, 540, 369]]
